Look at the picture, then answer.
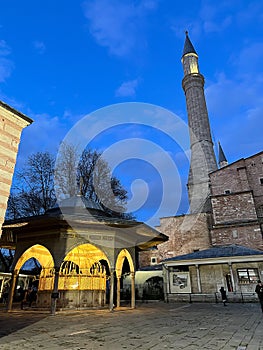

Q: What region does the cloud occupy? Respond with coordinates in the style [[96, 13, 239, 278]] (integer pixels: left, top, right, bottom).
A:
[[205, 41, 263, 160], [236, 1, 263, 26], [0, 40, 13, 82], [171, 0, 234, 40], [33, 41, 46, 54], [82, 0, 158, 57], [199, 1, 233, 33], [233, 42, 263, 78], [115, 78, 140, 97]]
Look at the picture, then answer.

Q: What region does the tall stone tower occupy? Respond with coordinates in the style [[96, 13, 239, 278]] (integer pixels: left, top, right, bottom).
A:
[[182, 32, 217, 214]]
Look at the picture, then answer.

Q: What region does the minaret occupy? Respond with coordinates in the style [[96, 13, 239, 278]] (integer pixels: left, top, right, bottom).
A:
[[218, 141, 228, 168], [182, 32, 217, 213]]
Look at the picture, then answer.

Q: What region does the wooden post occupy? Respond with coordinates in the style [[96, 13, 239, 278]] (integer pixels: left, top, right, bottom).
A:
[[7, 269, 19, 312]]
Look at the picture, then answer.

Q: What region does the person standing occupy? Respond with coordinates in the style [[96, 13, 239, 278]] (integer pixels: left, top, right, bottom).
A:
[[219, 286, 227, 306], [255, 280, 263, 313]]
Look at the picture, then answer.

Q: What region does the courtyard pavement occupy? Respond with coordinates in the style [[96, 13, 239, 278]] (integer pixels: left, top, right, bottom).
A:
[[0, 301, 262, 349]]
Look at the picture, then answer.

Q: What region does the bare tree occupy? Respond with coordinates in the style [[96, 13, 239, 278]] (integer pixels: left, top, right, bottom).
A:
[[54, 142, 79, 199], [6, 146, 132, 220], [6, 152, 57, 219], [78, 149, 128, 215], [55, 144, 131, 217], [0, 249, 14, 272]]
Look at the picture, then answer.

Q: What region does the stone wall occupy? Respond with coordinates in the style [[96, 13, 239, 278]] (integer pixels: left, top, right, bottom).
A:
[[139, 213, 211, 267], [0, 102, 32, 235], [211, 192, 257, 224], [210, 224, 263, 250], [210, 151, 263, 250], [244, 152, 263, 209], [210, 152, 263, 210]]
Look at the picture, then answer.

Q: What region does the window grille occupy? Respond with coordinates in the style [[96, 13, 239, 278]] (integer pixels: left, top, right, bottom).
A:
[[237, 268, 259, 284]]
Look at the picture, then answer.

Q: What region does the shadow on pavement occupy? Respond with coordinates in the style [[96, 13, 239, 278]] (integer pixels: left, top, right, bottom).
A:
[[0, 304, 49, 338]]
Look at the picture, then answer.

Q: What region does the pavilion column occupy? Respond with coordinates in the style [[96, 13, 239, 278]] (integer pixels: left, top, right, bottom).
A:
[[116, 276, 121, 308], [228, 263, 236, 292], [109, 269, 115, 311], [195, 264, 202, 293], [51, 266, 60, 316], [7, 269, 19, 312], [163, 265, 169, 303], [131, 271, 135, 309]]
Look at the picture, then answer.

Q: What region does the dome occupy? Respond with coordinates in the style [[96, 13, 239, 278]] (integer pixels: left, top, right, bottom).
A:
[[46, 195, 107, 218], [58, 195, 104, 211]]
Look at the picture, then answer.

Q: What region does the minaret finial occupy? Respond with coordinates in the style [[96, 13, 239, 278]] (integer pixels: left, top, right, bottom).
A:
[[185, 30, 188, 36]]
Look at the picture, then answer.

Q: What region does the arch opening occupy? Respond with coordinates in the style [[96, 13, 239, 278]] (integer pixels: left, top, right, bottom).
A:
[[38, 243, 110, 309]]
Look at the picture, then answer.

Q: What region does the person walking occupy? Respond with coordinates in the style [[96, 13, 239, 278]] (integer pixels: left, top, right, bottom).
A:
[[219, 286, 227, 306], [2, 284, 9, 305], [255, 280, 263, 313]]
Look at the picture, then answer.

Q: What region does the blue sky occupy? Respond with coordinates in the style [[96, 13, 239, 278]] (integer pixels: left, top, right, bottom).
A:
[[1, 0, 262, 226]]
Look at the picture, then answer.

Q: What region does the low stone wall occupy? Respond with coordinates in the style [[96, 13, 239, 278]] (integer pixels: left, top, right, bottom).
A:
[[36, 289, 106, 309], [166, 292, 258, 303]]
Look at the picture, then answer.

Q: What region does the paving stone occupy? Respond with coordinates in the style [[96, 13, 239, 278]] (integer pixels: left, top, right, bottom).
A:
[[0, 302, 262, 349]]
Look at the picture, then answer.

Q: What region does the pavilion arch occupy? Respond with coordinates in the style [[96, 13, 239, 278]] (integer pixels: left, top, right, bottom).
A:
[[6, 244, 54, 311], [14, 244, 54, 272], [115, 249, 135, 278], [114, 249, 136, 309], [62, 243, 111, 271], [36, 242, 111, 309]]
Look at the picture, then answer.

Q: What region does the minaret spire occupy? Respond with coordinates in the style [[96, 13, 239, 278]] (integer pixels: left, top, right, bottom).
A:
[[218, 141, 228, 168], [182, 31, 197, 57], [182, 32, 218, 213]]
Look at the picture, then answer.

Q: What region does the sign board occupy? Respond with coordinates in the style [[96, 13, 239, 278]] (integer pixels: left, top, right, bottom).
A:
[[169, 272, 191, 293]]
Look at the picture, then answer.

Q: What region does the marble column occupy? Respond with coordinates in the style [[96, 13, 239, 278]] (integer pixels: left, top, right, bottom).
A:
[[7, 269, 19, 312], [51, 267, 60, 315], [109, 269, 115, 311], [131, 272, 135, 309], [195, 264, 202, 293], [116, 276, 121, 308]]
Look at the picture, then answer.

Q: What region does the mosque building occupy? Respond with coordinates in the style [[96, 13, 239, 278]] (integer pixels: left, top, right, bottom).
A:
[[138, 33, 263, 302]]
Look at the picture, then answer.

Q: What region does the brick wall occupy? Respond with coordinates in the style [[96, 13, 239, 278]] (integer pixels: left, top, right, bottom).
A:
[[244, 152, 263, 209], [0, 102, 32, 235], [210, 152, 263, 209], [139, 213, 211, 267], [210, 224, 263, 250], [211, 192, 257, 224], [209, 151, 263, 251]]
